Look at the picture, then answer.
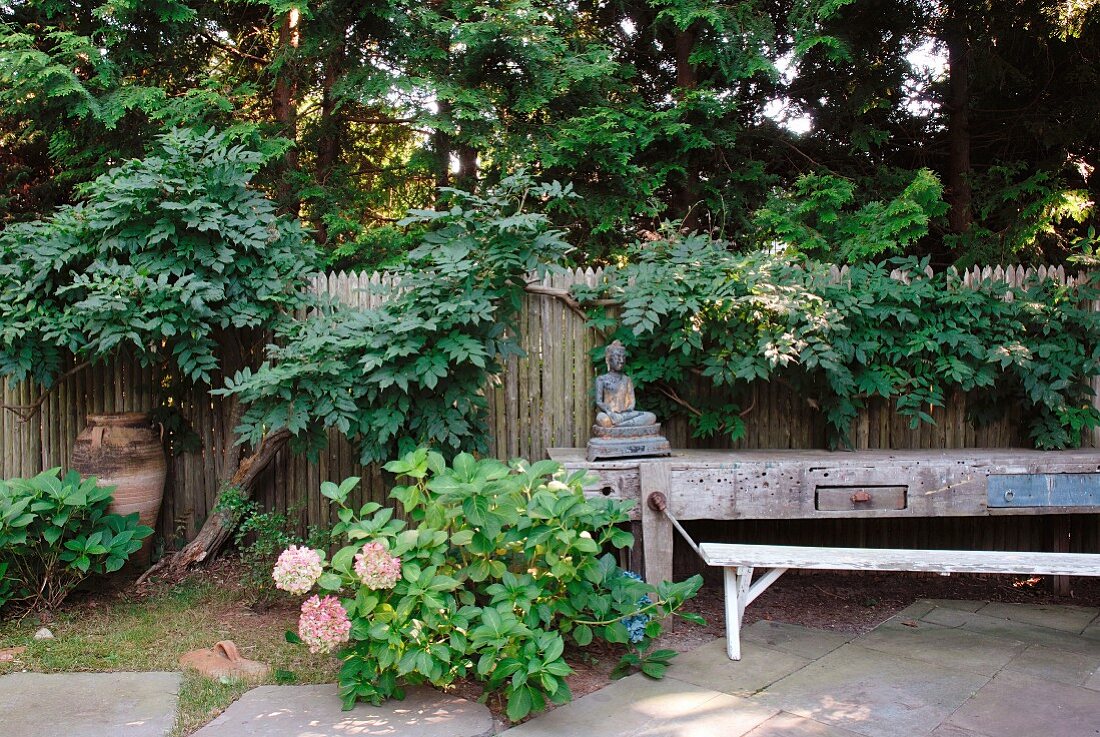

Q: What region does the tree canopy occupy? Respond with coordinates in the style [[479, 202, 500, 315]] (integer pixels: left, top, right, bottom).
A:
[[2, 0, 1096, 268]]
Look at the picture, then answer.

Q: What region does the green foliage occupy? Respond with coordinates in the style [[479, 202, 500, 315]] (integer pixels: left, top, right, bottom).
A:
[[752, 169, 948, 262], [217, 486, 326, 601], [3, 1, 1098, 264], [323, 224, 424, 272], [953, 163, 1097, 266], [297, 449, 702, 721], [0, 468, 152, 613], [610, 643, 680, 680], [222, 174, 574, 464], [576, 233, 1100, 449], [0, 127, 318, 389], [0, 561, 12, 611]]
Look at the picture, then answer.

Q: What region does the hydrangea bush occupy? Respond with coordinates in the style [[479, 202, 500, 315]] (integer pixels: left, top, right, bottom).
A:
[[278, 449, 702, 721]]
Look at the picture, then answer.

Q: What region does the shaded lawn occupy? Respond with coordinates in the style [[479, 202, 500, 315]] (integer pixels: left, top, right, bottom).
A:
[[0, 574, 340, 736]]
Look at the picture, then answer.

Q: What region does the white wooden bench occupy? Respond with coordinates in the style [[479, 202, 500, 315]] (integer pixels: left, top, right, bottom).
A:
[[699, 542, 1100, 660]]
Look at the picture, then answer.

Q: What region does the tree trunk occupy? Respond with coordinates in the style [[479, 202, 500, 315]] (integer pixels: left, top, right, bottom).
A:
[[314, 33, 346, 244], [674, 22, 701, 230], [165, 426, 292, 575], [456, 143, 478, 192], [675, 24, 698, 91], [138, 331, 286, 581], [434, 99, 453, 197], [944, 2, 972, 235], [273, 9, 302, 216]]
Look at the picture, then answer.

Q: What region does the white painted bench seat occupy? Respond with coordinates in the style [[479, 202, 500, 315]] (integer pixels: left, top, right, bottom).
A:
[[699, 542, 1100, 660]]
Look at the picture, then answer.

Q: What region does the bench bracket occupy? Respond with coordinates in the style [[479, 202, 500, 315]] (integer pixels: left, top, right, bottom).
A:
[[724, 565, 789, 660]]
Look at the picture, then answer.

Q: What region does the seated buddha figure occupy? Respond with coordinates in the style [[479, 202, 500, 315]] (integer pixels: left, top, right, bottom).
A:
[[594, 341, 657, 429]]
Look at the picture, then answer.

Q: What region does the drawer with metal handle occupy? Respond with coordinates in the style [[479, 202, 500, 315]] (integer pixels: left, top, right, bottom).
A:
[[815, 485, 908, 511]]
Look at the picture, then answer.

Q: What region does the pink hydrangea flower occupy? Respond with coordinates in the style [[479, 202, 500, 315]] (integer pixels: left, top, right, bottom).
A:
[[272, 545, 323, 595], [353, 541, 402, 590], [298, 595, 351, 654]]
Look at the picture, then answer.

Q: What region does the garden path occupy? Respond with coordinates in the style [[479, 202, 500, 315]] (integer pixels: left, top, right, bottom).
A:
[[2, 601, 1098, 736], [501, 600, 1100, 737]]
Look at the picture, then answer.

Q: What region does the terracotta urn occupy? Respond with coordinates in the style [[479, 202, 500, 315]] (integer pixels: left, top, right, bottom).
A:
[[71, 413, 167, 565]]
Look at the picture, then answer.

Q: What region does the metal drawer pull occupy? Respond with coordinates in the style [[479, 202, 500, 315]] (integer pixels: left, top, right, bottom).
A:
[[851, 491, 873, 503]]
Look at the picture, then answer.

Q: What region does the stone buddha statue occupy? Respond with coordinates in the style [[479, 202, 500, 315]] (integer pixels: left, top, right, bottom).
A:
[[586, 341, 670, 461], [595, 341, 657, 428]]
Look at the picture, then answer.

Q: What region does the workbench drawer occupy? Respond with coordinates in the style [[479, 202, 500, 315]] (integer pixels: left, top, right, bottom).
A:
[[815, 485, 908, 511]]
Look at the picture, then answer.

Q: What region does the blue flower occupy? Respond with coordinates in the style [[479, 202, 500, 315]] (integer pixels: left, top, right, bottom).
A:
[[619, 570, 651, 644]]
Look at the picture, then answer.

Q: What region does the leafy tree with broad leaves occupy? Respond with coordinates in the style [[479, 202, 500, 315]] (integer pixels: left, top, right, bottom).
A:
[[576, 230, 1100, 450], [0, 127, 317, 568], [221, 174, 575, 466]]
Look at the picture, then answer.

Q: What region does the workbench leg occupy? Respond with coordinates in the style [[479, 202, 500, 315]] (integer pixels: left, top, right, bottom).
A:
[[1051, 514, 1072, 596], [724, 566, 753, 660], [640, 461, 673, 586]]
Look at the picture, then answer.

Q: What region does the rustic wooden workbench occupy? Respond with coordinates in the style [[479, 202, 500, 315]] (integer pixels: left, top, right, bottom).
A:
[[547, 448, 1100, 584]]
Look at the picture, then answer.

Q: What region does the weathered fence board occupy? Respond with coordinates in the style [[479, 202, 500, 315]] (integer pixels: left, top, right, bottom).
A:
[[0, 265, 1097, 562]]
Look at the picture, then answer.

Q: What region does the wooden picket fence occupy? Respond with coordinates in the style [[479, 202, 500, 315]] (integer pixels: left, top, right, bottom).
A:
[[1, 264, 1098, 560]]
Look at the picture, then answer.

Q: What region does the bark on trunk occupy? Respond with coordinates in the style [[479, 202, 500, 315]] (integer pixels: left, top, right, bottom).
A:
[[165, 427, 292, 575], [138, 331, 283, 581], [944, 3, 972, 235], [273, 9, 302, 216], [434, 99, 453, 197], [314, 34, 346, 244], [674, 23, 701, 230], [456, 143, 478, 192], [675, 25, 698, 91]]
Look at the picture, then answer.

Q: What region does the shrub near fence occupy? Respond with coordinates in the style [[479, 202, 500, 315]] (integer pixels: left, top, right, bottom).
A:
[[1, 266, 1098, 559]]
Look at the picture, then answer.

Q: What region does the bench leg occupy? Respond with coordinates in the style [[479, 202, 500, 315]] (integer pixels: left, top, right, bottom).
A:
[[724, 566, 753, 660]]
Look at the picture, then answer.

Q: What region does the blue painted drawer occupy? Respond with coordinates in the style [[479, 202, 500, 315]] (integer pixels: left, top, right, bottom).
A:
[[988, 474, 1100, 508]]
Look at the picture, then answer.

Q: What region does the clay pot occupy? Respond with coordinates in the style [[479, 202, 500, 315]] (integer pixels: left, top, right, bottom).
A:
[[71, 413, 167, 564]]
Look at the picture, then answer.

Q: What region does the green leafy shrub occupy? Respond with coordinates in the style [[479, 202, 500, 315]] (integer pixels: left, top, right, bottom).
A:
[[0, 469, 152, 613], [222, 173, 575, 465], [0, 561, 12, 611], [0, 126, 317, 390], [280, 450, 702, 721], [576, 234, 1100, 449], [951, 163, 1096, 266], [217, 485, 326, 602], [751, 169, 948, 262]]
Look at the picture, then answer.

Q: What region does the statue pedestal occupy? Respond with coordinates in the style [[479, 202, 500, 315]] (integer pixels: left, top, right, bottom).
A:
[[586, 423, 671, 462]]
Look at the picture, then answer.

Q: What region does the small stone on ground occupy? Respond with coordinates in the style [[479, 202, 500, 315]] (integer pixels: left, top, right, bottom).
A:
[[191, 684, 493, 737], [0, 671, 180, 737]]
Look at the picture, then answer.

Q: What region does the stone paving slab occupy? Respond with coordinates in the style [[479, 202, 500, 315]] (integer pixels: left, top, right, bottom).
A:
[[742, 711, 864, 736], [742, 621, 852, 661], [1086, 667, 1100, 691], [1003, 643, 1100, 687], [889, 600, 937, 621], [943, 670, 1100, 737], [754, 644, 991, 737], [192, 684, 492, 737], [499, 671, 777, 737], [500, 601, 1100, 737], [855, 619, 1026, 676], [974, 601, 1099, 633], [0, 671, 180, 737], [665, 637, 811, 697], [928, 725, 988, 737], [921, 599, 988, 612], [921, 606, 1100, 655]]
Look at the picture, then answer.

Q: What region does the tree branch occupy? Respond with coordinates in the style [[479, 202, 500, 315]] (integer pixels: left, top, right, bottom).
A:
[[345, 115, 419, 125], [0, 361, 92, 421], [199, 31, 270, 65], [522, 282, 618, 320]]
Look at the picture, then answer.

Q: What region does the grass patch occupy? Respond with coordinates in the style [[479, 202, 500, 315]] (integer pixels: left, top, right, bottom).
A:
[[0, 572, 340, 736]]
